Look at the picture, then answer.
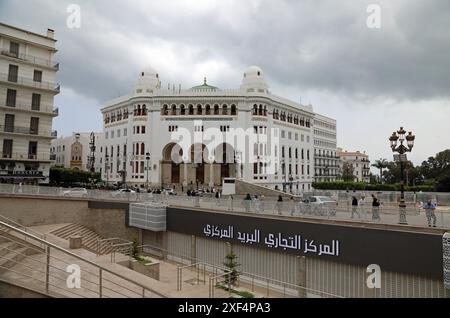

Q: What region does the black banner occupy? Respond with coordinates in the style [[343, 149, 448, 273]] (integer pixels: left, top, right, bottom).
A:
[[167, 207, 443, 280]]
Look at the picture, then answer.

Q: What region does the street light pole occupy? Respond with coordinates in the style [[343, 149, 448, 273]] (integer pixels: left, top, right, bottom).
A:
[[105, 154, 109, 188], [389, 127, 415, 224], [145, 152, 151, 190]]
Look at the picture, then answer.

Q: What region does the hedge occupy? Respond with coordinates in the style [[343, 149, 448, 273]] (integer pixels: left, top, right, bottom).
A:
[[312, 181, 435, 192]]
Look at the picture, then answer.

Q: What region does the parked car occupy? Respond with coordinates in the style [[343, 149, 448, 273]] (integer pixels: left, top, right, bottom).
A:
[[302, 196, 337, 216], [111, 188, 136, 198], [163, 188, 177, 195], [62, 188, 88, 198]]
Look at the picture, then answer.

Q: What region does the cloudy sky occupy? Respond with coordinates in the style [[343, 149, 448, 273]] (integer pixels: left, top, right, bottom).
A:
[[1, 0, 449, 168]]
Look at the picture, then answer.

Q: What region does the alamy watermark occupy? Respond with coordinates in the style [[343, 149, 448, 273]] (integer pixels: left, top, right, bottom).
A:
[[66, 4, 81, 29]]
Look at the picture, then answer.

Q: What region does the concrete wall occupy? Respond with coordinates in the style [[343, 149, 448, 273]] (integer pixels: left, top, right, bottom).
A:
[[0, 195, 139, 241], [0, 279, 50, 298]]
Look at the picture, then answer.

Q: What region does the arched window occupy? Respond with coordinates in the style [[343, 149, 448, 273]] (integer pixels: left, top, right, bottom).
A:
[[295, 148, 298, 159], [171, 104, 177, 115], [222, 104, 228, 115], [197, 104, 202, 115], [214, 104, 219, 115], [162, 104, 168, 115], [253, 104, 258, 115], [142, 105, 147, 115], [263, 105, 267, 116], [205, 104, 211, 115], [231, 104, 237, 115], [180, 104, 186, 115], [188, 104, 194, 115], [258, 105, 263, 115]]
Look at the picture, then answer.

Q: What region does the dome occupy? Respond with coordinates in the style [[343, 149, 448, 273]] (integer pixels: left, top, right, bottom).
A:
[[240, 65, 269, 93], [134, 66, 161, 93], [190, 77, 219, 91]]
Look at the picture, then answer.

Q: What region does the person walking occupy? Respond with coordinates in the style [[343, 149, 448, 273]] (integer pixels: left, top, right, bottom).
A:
[[215, 190, 220, 206], [244, 193, 252, 212], [371, 194, 381, 221], [289, 196, 295, 216], [351, 196, 360, 219], [423, 199, 437, 227], [276, 195, 283, 215]]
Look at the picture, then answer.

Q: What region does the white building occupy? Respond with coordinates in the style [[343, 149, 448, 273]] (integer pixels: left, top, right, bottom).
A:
[[51, 132, 103, 171], [0, 23, 59, 184], [100, 65, 336, 194], [313, 114, 338, 182], [337, 148, 370, 183]]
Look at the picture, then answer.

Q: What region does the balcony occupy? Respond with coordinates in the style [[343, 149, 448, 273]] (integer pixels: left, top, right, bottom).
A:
[[1, 50, 59, 70], [1, 153, 54, 162], [0, 72, 60, 93], [0, 125, 55, 138], [0, 102, 58, 116]]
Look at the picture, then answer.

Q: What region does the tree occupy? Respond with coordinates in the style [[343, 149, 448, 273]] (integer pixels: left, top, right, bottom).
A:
[[223, 251, 240, 286], [383, 161, 419, 185], [341, 162, 355, 182], [436, 170, 450, 192], [420, 149, 450, 181], [371, 158, 388, 184]]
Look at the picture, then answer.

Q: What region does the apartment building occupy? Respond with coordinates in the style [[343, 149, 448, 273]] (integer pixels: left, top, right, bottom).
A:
[[0, 22, 59, 184]]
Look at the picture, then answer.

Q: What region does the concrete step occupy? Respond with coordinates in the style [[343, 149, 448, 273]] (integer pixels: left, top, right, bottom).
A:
[[51, 224, 82, 238], [0, 242, 22, 257], [0, 247, 29, 274]]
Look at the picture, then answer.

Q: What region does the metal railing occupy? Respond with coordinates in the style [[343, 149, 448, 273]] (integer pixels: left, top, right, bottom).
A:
[[0, 102, 58, 115], [0, 221, 166, 298], [96, 238, 133, 262], [137, 243, 342, 298], [1, 184, 449, 229], [0, 73, 60, 92], [1, 50, 59, 70]]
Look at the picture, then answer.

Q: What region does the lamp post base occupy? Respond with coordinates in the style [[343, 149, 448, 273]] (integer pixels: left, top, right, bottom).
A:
[[398, 204, 408, 225]]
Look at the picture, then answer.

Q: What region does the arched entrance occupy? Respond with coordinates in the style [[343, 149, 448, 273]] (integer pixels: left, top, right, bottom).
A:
[[161, 143, 183, 186]]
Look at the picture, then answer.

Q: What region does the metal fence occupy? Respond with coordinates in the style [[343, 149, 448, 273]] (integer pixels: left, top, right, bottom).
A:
[[1, 183, 449, 229]]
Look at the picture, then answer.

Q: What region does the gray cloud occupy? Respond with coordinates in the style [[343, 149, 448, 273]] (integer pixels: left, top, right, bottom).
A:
[[1, 0, 449, 164]]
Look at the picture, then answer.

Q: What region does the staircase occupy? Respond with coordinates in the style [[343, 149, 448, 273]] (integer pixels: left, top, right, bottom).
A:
[[50, 224, 113, 255], [0, 220, 167, 298]]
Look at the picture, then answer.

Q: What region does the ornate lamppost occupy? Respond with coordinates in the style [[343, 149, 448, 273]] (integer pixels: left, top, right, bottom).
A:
[[105, 154, 110, 187], [389, 127, 415, 224], [145, 152, 151, 190]]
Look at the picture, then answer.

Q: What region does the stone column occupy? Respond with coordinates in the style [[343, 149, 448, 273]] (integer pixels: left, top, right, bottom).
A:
[[209, 163, 214, 188], [183, 163, 188, 187]]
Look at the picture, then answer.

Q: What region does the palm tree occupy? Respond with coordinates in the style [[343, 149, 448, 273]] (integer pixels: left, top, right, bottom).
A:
[[372, 158, 388, 184]]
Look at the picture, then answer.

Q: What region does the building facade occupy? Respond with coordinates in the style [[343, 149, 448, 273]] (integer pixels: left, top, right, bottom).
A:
[[313, 114, 338, 182], [51, 132, 103, 171], [337, 148, 370, 182], [100, 65, 336, 193], [0, 23, 59, 184]]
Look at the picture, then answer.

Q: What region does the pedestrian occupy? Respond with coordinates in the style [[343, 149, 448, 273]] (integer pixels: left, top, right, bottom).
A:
[[422, 199, 437, 227], [215, 191, 220, 206], [371, 194, 381, 221], [351, 196, 360, 219], [253, 195, 260, 212], [289, 196, 295, 216], [181, 184, 184, 193], [276, 195, 283, 215], [244, 193, 252, 212], [228, 195, 234, 211]]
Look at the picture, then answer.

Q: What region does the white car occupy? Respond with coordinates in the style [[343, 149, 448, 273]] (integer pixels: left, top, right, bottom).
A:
[[163, 188, 177, 195], [302, 196, 337, 216], [112, 188, 136, 198], [62, 188, 88, 198]]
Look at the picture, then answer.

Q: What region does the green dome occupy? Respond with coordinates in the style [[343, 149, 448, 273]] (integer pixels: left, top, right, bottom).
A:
[[190, 77, 219, 91]]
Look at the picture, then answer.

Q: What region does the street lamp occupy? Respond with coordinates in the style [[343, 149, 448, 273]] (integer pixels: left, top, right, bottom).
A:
[[145, 152, 151, 189], [389, 127, 415, 224], [105, 154, 110, 187]]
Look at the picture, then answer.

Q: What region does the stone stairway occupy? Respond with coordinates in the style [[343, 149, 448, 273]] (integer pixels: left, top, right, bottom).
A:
[[0, 235, 42, 277], [50, 224, 112, 255]]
